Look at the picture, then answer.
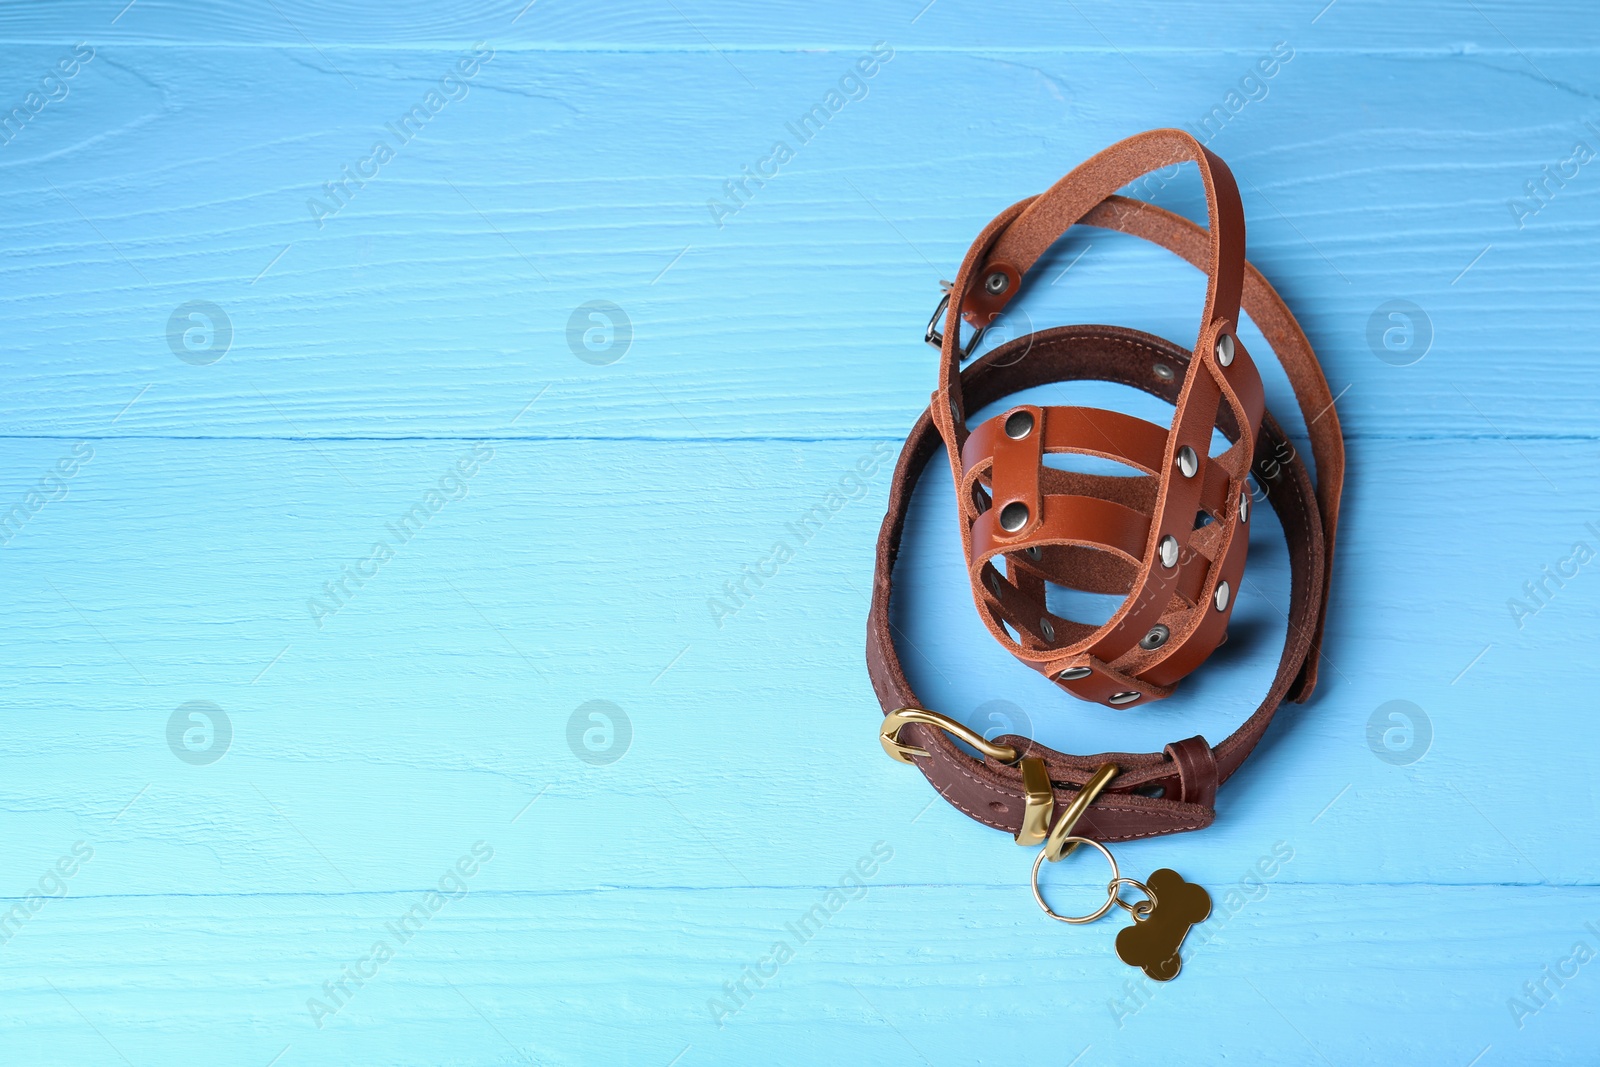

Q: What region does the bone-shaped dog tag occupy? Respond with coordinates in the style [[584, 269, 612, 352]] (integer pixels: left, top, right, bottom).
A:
[[1114, 868, 1211, 981]]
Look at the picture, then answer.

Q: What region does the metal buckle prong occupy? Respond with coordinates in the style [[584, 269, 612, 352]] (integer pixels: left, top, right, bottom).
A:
[[879, 706, 1020, 765]]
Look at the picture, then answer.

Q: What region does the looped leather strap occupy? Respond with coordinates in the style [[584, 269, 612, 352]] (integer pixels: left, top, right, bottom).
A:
[[865, 130, 1343, 843], [1164, 736, 1219, 810], [932, 130, 1272, 708]]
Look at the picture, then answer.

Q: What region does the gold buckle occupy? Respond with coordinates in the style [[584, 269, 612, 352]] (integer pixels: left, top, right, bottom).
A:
[[1015, 757, 1054, 846], [880, 707, 1054, 846], [1042, 762, 1119, 861], [879, 706, 1020, 764]]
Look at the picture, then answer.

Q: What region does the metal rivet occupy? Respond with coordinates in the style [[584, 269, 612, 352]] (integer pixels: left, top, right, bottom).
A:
[[1153, 362, 1174, 382], [1039, 617, 1056, 642], [1108, 691, 1141, 705], [1239, 493, 1250, 523], [999, 502, 1029, 532], [950, 398, 961, 428], [984, 270, 1009, 295], [988, 571, 1003, 597], [1139, 624, 1170, 651], [1025, 545, 1041, 561], [1004, 409, 1035, 439], [1214, 580, 1231, 612], [1058, 666, 1092, 681], [1158, 535, 1179, 568], [1176, 446, 1198, 478], [1216, 333, 1235, 367]]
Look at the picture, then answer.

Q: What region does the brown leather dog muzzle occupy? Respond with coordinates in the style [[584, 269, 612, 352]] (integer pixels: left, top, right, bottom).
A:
[[867, 129, 1344, 844]]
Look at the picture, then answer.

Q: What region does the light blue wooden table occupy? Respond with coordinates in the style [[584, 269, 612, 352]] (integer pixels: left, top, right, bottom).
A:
[[3, 1, 1598, 1063]]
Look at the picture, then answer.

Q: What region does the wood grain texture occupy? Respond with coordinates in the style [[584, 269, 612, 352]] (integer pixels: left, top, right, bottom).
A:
[[2, 1, 1598, 1064]]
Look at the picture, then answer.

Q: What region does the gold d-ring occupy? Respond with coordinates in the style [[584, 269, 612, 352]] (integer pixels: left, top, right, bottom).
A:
[[1031, 835, 1120, 924], [879, 707, 1020, 765], [1041, 762, 1119, 862]]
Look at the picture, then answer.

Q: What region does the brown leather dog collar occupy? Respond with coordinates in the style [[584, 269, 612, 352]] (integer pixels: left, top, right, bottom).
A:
[[866, 129, 1344, 845]]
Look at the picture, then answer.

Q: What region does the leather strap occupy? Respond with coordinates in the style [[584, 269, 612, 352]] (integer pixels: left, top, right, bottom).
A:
[[866, 130, 1343, 842], [932, 130, 1273, 707]]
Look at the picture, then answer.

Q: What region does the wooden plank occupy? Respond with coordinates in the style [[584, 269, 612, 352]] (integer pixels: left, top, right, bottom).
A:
[[1, 47, 1597, 440], [0, 0, 1596, 49], [1, 886, 1596, 1064], [1, 437, 1594, 897]]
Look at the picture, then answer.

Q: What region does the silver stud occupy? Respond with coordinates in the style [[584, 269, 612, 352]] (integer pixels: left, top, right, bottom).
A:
[[1139, 624, 1170, 650], [988, 570, 1003, 597], [1058, 666, 1092, 681], [1216, 333, 1235, 367], [1239, 493, 1250, 523], [1039, 617, 1056, 642], [950, 398, 962, 428], [1214, 580, 1231, 612], [1153, 362, 1174, 382], [1108, 691, 1141, 705], [1158, 535, 1179, 568], [1176, 446, 1198, 478], [1004, 409, 1034, 439], [984, 270, 1009, 295], [999, 501, 1029, 532], [1025, 545, 1041, 561]]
